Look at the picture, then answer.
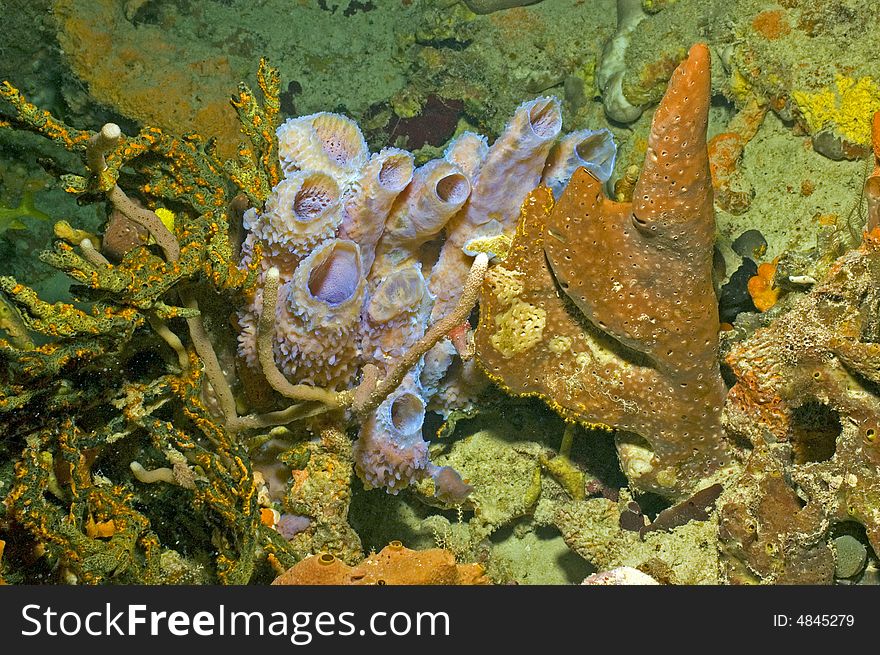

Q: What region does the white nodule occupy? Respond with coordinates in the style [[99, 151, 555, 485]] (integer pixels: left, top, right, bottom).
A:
[[102, 123, 122, 141], [788, 275, 817, 285]]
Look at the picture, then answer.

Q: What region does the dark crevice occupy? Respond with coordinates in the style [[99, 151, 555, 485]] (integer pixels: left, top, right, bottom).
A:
[[789, 401, 840, 464]]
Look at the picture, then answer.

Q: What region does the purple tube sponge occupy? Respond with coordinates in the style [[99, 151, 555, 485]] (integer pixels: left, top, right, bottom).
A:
[[353, 375, 472, 499], [542, 128, 617, 198], [370, 158, 471, 279], [270, 238, 366, 387], [353, 379, 430, 494], [341, 147, 415, 274]]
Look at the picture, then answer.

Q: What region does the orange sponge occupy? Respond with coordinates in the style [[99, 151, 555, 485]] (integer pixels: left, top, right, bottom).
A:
[[748, 257, 780, 312]]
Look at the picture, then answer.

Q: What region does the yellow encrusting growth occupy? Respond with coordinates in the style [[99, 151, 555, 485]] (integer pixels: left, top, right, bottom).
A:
[[154, 207, 175, 232], [728, 69, 754, 105], [792, 75, 880, 147], [547, 335, 572, 354], [484, 265, 524, 306], [463, 233, 513, 261], [489, 299, 546, 358]]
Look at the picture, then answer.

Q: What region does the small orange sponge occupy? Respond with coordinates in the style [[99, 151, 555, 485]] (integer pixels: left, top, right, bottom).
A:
[[748, 257, 780, 312]]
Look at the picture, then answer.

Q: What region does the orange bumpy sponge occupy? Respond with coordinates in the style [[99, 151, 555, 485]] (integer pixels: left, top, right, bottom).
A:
[[476, 44, 730, 499]]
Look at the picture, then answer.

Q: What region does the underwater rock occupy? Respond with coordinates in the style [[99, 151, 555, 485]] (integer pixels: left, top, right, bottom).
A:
[[724, 234, 880, 566], [718, 447, 835, 584], [833, 535, 868, 580], [731, 228, 768, 259], [640, 483, 723, 538], [414, 428, 543, 541], [582, 566, 659, 585], [282, 427, 363, 565], [548, 491, 723, 584]]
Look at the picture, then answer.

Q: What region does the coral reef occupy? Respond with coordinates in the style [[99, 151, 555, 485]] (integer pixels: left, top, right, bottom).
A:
[[707, 96, 768, 215], [0, 21, 641, 583], [3, 0, 880, 589], [721, 232, 880, 581], [423, 96, 564, 411], [717, 446, 835, 584], [0, 59, 492, 583], [53, 0, 245, 159], [476, 44, 731, 499], [238, 85, 622, 500]]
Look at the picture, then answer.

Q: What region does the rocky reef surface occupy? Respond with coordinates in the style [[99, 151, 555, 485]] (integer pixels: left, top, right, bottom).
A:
[[0, 0, 879, 586]]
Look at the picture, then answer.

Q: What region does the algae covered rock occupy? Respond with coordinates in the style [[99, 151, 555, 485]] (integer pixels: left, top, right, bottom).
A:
[[833, 535, 868, 580], [599, 0, 880, 158], [723, 237, 880, 581], [417, 428, 543, 540], [282, 431, 363, 565], [547, 491, 724, 585]]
